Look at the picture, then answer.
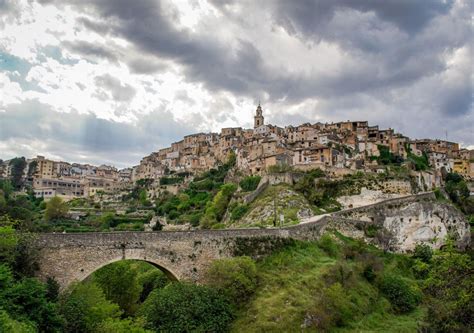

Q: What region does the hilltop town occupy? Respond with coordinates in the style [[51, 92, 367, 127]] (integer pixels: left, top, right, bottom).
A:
[[1, 104, 472, 201]]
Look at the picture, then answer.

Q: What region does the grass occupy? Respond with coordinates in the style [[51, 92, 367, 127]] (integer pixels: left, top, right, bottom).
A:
[[231, 243, 336, 332], [334, 305, 426, 333], [230, 235, 426, 333]]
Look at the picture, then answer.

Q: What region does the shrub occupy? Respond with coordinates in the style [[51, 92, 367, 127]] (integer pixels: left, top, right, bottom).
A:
[[200, 183, 237, 228], [205, 256, 257, 307], [363, 265, 376, 283], [317, 234, 340, 257], [44, 196, 68, 221], [324, 263, 354, 288], [308, 283, 356, 330], [423, 248, 473, 332], [96, 318, 151, 333], [239, 176, 261, 192], [412, 244, 433, 263], [378, 274, 422, 313], [411, 259, 430, 279], [139, 283, 233, 333], [60, 282, 121, 333], [364, 224, 379, 238], [0, 310, 36, 333], [230, 204, 249, 221]]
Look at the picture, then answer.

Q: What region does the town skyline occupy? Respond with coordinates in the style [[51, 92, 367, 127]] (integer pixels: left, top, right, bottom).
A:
[[1, 105, 472, 170]]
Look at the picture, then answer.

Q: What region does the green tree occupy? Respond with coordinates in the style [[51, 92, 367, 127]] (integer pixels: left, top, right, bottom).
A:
[[27, 161, 38, 178], [137, 269, 169, 302], [9, 157, 27, 189], [60, 282, 121, 333], [44, 196, 68, 221], [0, 216, 19, 266], [205, 256, 257, 307], [200, 183, 237, 229], [378, 274, 422, 313], [0, 310, 36, 333], [140, 283, 233, 333], [412, 244, 433, 263], [422, 245, 473, 332], [239, 175, 261, 192], [96, 318, 152, 333], [0, 179, 14, 198], [2, 275, 64, 332], [93, 261, 142, 316]]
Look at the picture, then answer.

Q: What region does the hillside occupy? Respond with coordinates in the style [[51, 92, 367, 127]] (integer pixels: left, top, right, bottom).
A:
[[228, 184, 315, 228], [229, 233, 472, 332]]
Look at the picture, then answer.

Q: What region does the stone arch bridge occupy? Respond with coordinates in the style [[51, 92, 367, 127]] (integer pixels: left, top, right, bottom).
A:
[[35, 222, 326, 290], [35, 192, 468, 290]]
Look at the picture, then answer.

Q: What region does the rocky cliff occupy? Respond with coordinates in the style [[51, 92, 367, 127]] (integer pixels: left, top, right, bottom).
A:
[[331, 193, 470, 252]]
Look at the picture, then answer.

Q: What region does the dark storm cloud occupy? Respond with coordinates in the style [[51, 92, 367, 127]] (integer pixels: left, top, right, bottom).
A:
[[0, 100, 195, 166], [94, 74, 136, 102], [40, 0, 467, 116], [270, 0, 453, 37]]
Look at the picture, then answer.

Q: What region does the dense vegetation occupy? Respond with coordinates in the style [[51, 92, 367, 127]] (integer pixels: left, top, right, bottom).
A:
[[1, 201, 472, 332], [154, 152, 237, 228], [444, 172, 473, 215], [230, 234, 472, 332]]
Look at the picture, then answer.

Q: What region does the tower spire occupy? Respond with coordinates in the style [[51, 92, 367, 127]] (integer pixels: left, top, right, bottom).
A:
[[254, 102, 264, 129]]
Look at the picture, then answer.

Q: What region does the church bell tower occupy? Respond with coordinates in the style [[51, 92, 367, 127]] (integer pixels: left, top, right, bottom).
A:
[[254, 103, 264, 129]]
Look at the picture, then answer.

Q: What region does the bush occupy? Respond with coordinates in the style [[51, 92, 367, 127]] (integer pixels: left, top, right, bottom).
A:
[[317, 234, 340, 257], [422, 248, 473, 332], [159, 177, 183, 186], [3, 276, 64, 332], [93, 261, 142, 316], [308, 283, 356, 330], [139, 283, 233, 333], [378, 274, 422, 313], [239, 176, 261, 192], [200, 183, 237, 228], [44, 196, 68, 221], [205, 256, 257, 307], [96, 318, 151, 333], [60, 282, 121, 333], [411, 259, 430, 279], [0, 310, 36, 333], [412, 244, 433, 263], [230, 204, 249, 221]]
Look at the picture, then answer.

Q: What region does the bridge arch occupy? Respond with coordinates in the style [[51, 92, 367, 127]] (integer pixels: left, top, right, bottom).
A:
[[35, 228, 303, 291], [77, 256, 180, 285]]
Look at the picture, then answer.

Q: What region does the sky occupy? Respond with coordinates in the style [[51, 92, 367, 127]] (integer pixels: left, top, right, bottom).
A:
[[0, 0, 472, 168]]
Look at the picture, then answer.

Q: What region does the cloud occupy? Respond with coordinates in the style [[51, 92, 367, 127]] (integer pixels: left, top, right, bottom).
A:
[[63, 40, 118, 63], [94, 73, 136, 102], [0, 100, 195, 167], [0, 0, 472, 167]]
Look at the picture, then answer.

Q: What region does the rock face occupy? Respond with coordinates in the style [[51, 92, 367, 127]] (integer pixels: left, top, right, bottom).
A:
[[333, 193, 470, 252], [337, 188, 403, 209]]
